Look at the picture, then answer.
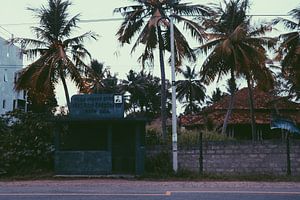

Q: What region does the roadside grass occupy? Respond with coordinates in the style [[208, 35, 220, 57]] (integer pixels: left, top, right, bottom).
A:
[[139, 170, 300, 182], [2, 170, 300, 182], [0, 171, 55, 181]]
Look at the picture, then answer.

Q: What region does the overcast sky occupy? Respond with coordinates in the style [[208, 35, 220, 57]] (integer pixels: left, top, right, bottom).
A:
[[0, 0, 299, 106]]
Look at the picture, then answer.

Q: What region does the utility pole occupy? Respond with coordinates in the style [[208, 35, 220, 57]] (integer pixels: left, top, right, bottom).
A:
[[169, 11, 178, 173]]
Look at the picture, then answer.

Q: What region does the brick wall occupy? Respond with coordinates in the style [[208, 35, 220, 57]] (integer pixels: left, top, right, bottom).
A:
[[147, 140, 300, 175]]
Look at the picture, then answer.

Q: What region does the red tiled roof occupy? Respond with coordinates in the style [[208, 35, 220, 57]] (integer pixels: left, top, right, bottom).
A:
[[180, 87, 300, 127], [209, 87, 300, 110]]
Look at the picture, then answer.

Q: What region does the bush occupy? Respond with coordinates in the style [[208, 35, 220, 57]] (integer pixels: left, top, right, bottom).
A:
[[0, 111, 54, 176], [178, 128, 234, 147], [145, 151, 172, 176], [145, 129, 166, 146]]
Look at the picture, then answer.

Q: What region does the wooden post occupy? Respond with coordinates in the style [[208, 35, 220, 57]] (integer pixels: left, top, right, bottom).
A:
[[286, 131, 291, 176], [199, 130, 203, 175]]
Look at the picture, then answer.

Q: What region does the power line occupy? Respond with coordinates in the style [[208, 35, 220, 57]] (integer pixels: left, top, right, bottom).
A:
[[0, 14, 293, 26], [0, 25, 13, 38], [80, 18, 124, 23]]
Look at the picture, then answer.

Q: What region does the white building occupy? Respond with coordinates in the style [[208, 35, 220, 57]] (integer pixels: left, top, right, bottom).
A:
[[0, 36, 26, 115]]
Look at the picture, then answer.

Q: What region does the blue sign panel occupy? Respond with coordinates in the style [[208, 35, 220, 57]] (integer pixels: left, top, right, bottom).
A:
[[70, 94, 124, 119], [271, 118, 300, 134]]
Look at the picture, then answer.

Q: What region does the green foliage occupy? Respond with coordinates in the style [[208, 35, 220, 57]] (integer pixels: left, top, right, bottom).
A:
[[0, 111, 54, 176], [178, 129, 234, 147], [145, 151, 172, 176], [145, 129, 164, 146], [122, 70, 164, 119], [176, 65, 206, 114], [145, 122, 234, 147]]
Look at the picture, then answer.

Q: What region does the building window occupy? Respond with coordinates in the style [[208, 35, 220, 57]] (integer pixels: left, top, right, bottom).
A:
[[14, 72, 18, 83], [13, 99, 16, 109], [2, 100, 6, 109], [17, 99, 26, 111], [4, 70, 8, 82], [23, 91, 27, 99]]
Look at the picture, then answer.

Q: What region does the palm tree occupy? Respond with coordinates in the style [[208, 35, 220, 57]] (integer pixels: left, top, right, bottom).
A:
[[115, 0, 211, 141], [122, 70, 162, 118], [82, 60, 109, 94], [196, 0, 274, 139], [10, 0, 97, 108], [273, 6, 300, 100], [209, 87, 226, 105], [176, 65, 206, 114], [122, 70, 147, 113]]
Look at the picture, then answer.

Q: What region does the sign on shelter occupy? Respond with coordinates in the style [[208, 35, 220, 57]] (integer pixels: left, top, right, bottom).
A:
[[69, 94, 124, 119]]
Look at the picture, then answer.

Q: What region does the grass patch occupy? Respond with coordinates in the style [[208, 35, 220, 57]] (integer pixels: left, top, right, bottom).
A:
[[0, 170, 54, 181], [139, 169, 300, 182]]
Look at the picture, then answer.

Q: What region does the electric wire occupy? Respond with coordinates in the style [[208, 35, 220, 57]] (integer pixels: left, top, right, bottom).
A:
[[0, 14, 293, 26]]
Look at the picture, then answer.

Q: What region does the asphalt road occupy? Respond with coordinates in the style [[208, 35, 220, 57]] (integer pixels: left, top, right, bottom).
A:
[[1, 179, 300, 200]]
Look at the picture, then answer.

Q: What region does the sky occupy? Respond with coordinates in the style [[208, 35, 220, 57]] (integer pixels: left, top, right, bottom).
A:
[[0, 0, 299, 107]]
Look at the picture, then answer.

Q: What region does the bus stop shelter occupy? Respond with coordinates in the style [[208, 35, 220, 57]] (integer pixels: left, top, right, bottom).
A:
[[53, 94, 146, 175]]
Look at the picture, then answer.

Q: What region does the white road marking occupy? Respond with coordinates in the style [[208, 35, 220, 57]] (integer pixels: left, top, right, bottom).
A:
[[167, 190, 300, 195], [0, 193, 168, 196], [1, 190, 300, 197]]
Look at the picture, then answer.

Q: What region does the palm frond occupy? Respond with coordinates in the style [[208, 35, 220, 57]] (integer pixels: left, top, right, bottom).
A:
[[248, 23, 272, 37], [200, 49, 230, 85], [173, 3, 212, 16], [70, 44, 92, 60], [169, 25, 196, 66], [8, 37, 47, 49], [173, 14, 207, 44], [23, 48, 48, 59], [62, 14, 80, 37], [63, 31, 98, 46], [138, 45, 154, 68], [116, 17, 146, 45], [31, 27, 53, 42], [65, 58, 85, 90], [194, 38, 223, 55], [113, 5, 144, 15], [273, 17, 298, 30], [131, 23, 157, 53]]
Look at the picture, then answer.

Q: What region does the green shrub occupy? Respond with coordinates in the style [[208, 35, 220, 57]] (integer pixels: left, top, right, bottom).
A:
[[145, 151, 172, 175], [178, 128, 235, 147], [0, 111, 54, 176], [145, 129, 163, 146]]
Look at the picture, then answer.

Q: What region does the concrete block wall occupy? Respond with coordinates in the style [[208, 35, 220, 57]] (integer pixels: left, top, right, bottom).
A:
[[179, 141, 300, 175], [147, 140, 300, 175]]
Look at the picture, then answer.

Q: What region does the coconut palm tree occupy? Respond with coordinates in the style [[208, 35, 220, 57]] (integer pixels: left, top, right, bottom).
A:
[[82, 60, 109, 94], [122, 70, 147, 113], [273, 6, 300, 100], [115, 0, 211, 141], [176, 65, 206, 114], [196, 0, 274, 140], [208, 87, 226, 105], [10, 0, 97, 108], [122, 70, 163, 118]]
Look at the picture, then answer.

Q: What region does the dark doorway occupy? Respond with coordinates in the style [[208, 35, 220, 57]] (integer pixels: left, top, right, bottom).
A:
[[112, 125, 136, 174]]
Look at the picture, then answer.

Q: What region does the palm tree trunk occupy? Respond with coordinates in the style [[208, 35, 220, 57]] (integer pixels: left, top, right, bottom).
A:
[[246, 76, 257, 141], [60, 70, 71, 109], [221, 92, 234, 135], [221, 71, 235, 135], [157, 25, 167, 143]]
